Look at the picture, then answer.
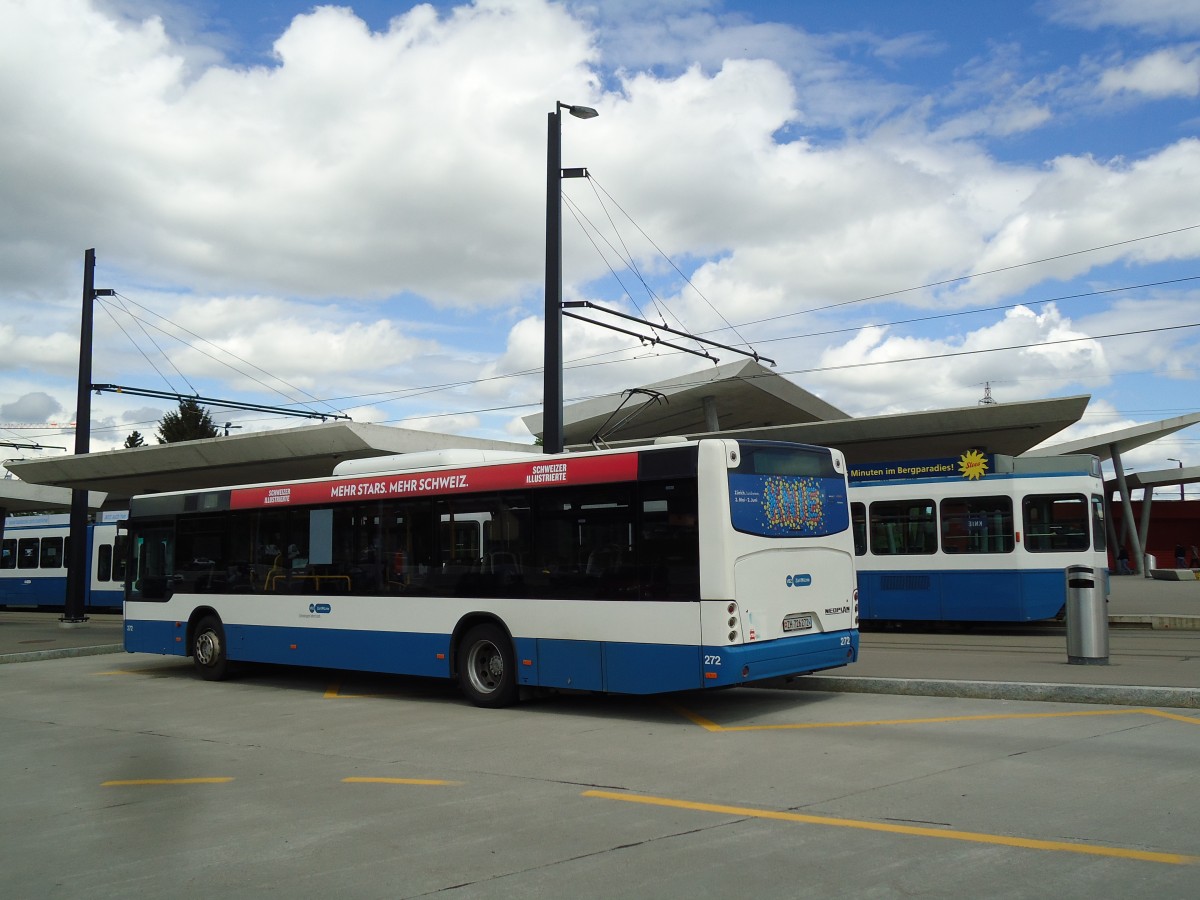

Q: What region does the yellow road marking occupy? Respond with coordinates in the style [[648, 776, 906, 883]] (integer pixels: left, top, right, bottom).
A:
[[583, 790, 1198, 866], [325, 681, 395, 699], [669, 704, 1200, 731], [102, 778, 233, 786], [1142, 709, 1200, 724], [343, 777, 462, 786]]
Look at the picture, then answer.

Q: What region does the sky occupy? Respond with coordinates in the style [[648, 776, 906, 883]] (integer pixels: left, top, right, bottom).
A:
[[1, 0, 1198, 495]]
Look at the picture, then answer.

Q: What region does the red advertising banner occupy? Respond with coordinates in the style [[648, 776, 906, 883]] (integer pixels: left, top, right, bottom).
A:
[[230, 453, 640, 510]]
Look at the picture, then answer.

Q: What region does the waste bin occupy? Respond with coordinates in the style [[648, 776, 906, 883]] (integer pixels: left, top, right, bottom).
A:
[[1065, 565, 1108, 665], [1144, 553, 1156, 578]]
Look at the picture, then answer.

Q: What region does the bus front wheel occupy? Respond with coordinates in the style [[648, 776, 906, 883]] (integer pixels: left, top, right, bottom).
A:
[[193, 615, 230, 681], [459, 623, 517, 708]]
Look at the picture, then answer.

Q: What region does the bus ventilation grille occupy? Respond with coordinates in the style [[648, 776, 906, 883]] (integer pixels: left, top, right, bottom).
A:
[[880, 574, 931, 591]]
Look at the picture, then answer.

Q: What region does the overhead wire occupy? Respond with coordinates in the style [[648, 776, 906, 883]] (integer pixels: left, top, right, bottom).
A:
[[90, 222, 1200, 432], [102, 293, 346, 419]]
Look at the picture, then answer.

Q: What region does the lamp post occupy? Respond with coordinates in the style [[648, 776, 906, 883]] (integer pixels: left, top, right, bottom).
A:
[[64, 249, 114, 624], [544, 101, 598, 455], [1168, 458, 1184, 500]]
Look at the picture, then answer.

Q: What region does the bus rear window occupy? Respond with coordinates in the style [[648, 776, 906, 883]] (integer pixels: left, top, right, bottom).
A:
[[729, 445, 849, 537]]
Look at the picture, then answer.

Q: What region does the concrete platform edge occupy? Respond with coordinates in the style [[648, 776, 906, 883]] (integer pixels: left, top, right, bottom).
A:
[[0, 644, 124, 665], [787, 675, 1200, 709]]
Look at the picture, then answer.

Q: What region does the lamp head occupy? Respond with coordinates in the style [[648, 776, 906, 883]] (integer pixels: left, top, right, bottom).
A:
[[560, 102, 599, 119]]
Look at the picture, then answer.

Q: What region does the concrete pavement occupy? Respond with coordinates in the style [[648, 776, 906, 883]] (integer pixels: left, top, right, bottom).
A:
[[2, 573, 1198, 706]]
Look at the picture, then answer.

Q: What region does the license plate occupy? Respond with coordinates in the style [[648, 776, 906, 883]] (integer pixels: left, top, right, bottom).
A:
[[782, 614, 813, 633]]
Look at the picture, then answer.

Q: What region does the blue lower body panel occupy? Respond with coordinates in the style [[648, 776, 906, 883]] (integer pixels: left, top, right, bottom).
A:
[[124, 619, 452, 678], [517, 631, 858, 694], [125, 618, 187, 656], [125, 619, 858, 695], [231, 624, 452, 678], [859, 569, 1080, 622], [700, 630, 859, 687]]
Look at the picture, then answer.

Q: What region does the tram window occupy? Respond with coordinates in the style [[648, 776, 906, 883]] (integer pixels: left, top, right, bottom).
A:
[[1, 539, 14, 569], [1091, 495, 1107, 553], [869, 500, 937, 555], [851, 503, 867, 556], [97, 544, 113, 582], [940, 496, 1013, 554], [39, 536, 64, 569], [1023, 494, 1089, 552], [17, 538, 39, 569]]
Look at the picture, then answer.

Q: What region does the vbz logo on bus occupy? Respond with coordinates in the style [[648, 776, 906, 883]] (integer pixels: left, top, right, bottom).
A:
[[785, 574, 812, 588]]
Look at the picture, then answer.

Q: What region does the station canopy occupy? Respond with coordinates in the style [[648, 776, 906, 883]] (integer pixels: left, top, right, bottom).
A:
[[2, 363, 1147, 510], [1022, 411, 1200, 463], [0, 479, 105, 515], [526, 359, 1090, 464], [4, 422, 530, 509]]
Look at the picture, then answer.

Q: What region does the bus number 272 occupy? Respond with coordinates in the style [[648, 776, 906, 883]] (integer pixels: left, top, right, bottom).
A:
[[704, 655, 722, 666]]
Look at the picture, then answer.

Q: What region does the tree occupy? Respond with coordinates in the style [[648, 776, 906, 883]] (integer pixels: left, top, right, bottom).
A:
[[124, 430, 146, 448], [156, 399, 219, 444]]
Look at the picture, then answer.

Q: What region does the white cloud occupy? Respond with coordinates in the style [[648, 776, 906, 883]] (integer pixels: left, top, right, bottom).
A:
[[1099, 46, 1200, 97], [0, 0, 599, 304], [807, 305, 1107, 416], [1044, 0, 1200, 36], [2, 0, 1199, 460]]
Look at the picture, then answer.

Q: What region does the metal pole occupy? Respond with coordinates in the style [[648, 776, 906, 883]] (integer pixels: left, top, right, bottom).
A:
[[63, 249, 96, 623], [1110, 445, 1145, 578], [1168, 458, 1184, 500], [543, 108, 564, 455]]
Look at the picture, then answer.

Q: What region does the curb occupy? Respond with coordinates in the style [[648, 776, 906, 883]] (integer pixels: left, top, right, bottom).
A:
[[0, 644, 124, 665], [1109, 614, 1200, 631], [787, 675, 1200, 709]]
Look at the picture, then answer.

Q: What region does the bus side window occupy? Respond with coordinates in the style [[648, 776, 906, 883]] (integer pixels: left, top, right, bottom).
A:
[[113, 535, 129, 583], [1, 538, 15, 569], [133, 527, 175, 601]]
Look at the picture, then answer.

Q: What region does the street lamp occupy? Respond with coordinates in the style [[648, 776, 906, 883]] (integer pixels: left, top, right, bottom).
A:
[[65, 249, 114, 624], [1168, 458, 1184, 500], [544, 101, 598, 455]]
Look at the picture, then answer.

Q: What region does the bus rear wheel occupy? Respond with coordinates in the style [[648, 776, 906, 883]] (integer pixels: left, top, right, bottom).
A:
[[459, 623, 517, 708], [193, 615, 230, 681]]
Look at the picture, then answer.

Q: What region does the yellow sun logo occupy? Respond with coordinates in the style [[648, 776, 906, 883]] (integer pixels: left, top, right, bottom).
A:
[[959, 449, 989, 480]]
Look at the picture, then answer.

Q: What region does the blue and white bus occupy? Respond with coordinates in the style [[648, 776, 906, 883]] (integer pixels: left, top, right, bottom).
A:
[[123, 439, 859, 706], [0, 512, 128, 610], [849, 452, 1107, 623]]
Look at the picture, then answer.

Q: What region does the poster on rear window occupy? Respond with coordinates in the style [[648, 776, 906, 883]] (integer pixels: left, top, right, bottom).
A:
[[728, 473, 849, 537]]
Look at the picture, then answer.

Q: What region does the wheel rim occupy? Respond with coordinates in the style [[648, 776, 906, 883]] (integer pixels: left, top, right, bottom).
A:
[[466, 639, 503, 695], [195, 629, 220, 667]]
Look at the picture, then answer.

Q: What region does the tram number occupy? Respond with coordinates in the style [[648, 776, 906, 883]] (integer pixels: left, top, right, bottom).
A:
[[704, 655, 722, 666]]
